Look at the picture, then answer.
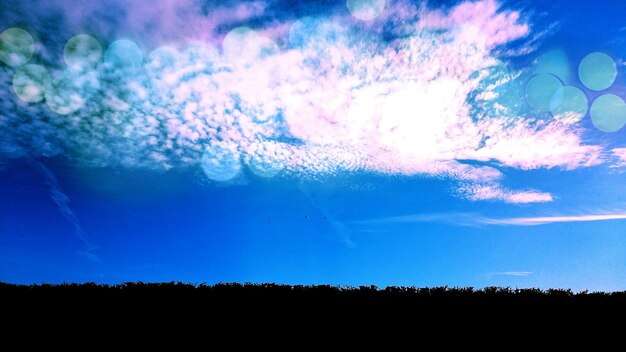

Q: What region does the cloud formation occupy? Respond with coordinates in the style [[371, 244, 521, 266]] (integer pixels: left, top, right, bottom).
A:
[[0, 0, 609, 202]]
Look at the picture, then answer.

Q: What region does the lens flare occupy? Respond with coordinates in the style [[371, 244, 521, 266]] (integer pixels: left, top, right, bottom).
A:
[[533, 49, 570, 83], [590, 94, 626, 132], [525, 74, 562, 112], [579, 52, 616, 91], [64, 34, 102, 71], [12, 64, 50, 103], [347, 0, 386, 21], [549, 86, 587, 124], [104, 39, 143, 76], [0, 27, 34, 67], [201, 143, 242, 182], [222, 27, 278, 66]]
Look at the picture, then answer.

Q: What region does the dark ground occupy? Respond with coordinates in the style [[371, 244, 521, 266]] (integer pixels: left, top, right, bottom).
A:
[[4, 282, 626, 337]]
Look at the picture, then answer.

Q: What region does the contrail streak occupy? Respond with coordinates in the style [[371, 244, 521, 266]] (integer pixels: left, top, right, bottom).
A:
[[28, 159, 97, 256]]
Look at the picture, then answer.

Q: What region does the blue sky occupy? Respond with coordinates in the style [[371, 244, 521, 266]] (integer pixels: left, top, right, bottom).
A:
[[1, 0, 626, 290]]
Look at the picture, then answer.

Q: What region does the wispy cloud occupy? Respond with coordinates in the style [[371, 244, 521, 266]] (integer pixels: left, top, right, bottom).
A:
[[610, 148, 626, 168], [355, 211, 626, 227], [28, 159, 98, 259], [458, 183, 553, 204], [418, 0, 529, 48], [487, 271, 533, 276], [482, 214, 626, 226], [353, 212, 484, 227]]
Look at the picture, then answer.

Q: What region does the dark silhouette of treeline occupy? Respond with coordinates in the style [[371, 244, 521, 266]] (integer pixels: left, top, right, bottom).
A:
[[3, 282, 626, 303], [5, 282, 626, 330]]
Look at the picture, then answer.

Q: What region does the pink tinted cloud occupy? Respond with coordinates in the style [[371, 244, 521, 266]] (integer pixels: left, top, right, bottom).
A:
[[610, 148, 626, 167], [469, 119, 604, 170], [86, 1, 601, 200], [1, 0, 607, 204], [419, 0, 529, 48], [460, 183, 553, 203]]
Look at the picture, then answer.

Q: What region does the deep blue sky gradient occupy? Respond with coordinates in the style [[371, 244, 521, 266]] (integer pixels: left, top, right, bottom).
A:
[[2, 156, 626, 290]]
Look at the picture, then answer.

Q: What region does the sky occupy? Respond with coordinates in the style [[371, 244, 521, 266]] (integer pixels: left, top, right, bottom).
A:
[[1, 0, 626, 291]]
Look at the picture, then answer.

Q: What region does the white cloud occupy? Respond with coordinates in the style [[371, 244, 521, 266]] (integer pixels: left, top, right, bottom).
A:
[[354, 211, 626, 227], [0, 0, 608, 203], [610, 148, 626, 168], [488, 271, 533, 276], [481, 213, 626, 226], [458, 183, 553, 203], [418, 0, 529, 48]]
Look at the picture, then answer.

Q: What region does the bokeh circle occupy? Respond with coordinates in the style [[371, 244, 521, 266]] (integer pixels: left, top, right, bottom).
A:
[[578, 52, 616, 91], [12, 64, 50, 103], [525, 74, 562, 112], [0, 27, 34, 67], [590, 94, 626, 132]]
